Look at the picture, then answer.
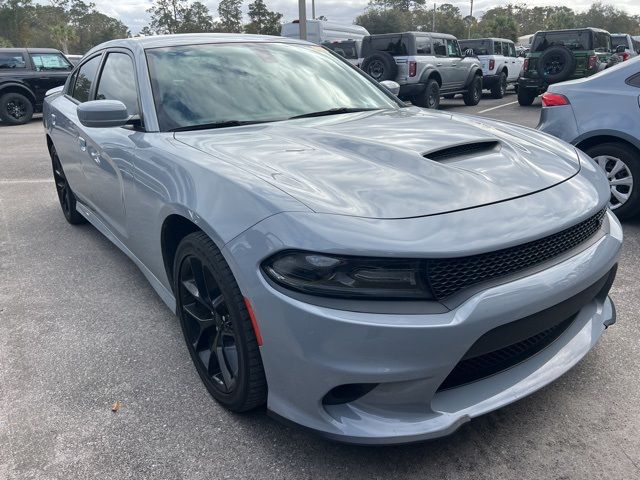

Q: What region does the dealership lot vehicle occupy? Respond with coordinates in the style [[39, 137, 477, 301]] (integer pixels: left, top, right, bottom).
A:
[[459, 38, 523, 98], [41, 33, 622, 445], [281, 19, 369, 44], [360, 32, 483, 109], [538, 56, 640, 220], [611, 33, 639, 60], [518, 28, 617, 106], [0, 47, 73, 124]]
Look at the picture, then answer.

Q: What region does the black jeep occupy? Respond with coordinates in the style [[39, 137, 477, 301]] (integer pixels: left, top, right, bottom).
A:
[[0, 48, 73, 124]]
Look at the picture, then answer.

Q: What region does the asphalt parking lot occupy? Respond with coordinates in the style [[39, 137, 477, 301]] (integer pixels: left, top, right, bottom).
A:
[[1, 98, 640, 480]]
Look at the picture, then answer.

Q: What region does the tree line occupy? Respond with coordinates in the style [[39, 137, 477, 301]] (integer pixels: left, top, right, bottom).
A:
[[356, 1, 640, 41], [0, 0, 129, 53], [140, 0, 283, 37]]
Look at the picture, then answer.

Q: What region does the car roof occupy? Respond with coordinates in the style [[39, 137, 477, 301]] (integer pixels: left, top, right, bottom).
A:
[[460, 38, 513, 43], [365, 32, 458, 40], [534, 28, 609, 35], [0, 47, 64, 54], [85, 33, 310, 57]]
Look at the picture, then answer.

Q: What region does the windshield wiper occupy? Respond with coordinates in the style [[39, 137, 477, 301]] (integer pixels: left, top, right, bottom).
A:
[[169, 119, 274, 132], [288, 107, 382, 120]]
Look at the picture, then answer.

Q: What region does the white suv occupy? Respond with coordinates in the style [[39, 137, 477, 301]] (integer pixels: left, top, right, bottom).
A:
[[459, 38, 523, 98]]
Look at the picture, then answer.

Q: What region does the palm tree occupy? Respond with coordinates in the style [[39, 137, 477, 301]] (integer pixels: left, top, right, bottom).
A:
[[50, 24, 77, 54]]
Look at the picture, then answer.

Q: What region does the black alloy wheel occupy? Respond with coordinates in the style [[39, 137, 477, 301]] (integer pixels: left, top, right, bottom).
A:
[[175, 232, 267, 412], [51, 147, 86, 224], [0, 92, 34, 125]]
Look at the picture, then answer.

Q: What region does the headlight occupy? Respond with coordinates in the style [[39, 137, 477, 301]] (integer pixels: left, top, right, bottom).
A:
[[262, 251, 434, 300]]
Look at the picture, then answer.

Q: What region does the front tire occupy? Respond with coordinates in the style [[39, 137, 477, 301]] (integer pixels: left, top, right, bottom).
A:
[[463, 75, 482, 106], [0, 92, 34, 125], [51, 146, 86, 225], [585, 143, 640, 220], [491, 72, 507, 99], [174, 232, 267, 412]]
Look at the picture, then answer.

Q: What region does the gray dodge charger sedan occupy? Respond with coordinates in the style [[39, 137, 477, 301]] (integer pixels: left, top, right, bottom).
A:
[[43, 34, 622, 445]]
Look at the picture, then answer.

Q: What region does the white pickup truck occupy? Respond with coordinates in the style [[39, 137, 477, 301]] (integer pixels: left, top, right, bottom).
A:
[[459, 38, 524, 98]]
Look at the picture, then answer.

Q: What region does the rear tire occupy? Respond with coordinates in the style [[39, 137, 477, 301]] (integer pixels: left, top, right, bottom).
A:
[[0, 92, 34, 125], [413, 79, 440, 109], [463, 75, 482, 106], [174, 231, 267, 412], [584, 143, 640, 220], [50, 146, 86, 225], [491, 72, 507, 99], [517, 87, 536, 106], [361, 51, 398, 82]]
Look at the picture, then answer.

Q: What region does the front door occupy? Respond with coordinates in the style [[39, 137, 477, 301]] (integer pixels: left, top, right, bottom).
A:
[[446, 39, 467, 90]]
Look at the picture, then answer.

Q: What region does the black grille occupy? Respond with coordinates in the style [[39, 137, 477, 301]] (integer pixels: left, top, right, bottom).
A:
[[424, 141, 499, 161], [427, 209, 606, 300], [438, 314, 575, 391]]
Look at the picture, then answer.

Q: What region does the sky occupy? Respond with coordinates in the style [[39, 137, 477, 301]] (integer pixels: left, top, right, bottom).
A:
[[91, 0, 640, 35]]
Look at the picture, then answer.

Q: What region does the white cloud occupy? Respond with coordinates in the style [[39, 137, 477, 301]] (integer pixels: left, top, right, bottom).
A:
[[84, 0, 640, 34]]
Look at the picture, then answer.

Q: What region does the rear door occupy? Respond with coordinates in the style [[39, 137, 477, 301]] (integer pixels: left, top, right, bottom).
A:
[[432, 37, 453, 89]]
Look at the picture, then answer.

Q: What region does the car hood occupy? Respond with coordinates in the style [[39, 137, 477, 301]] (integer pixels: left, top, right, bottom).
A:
[[175, 108, 580, 219]]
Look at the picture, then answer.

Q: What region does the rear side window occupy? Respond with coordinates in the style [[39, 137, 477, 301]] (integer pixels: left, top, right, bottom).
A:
[[416, 37, 431, 55], [31, 53, 72, 71], [72, 55, 101, 103], [363, 36, 408, 57], [446, 40, 461, 57], [627, 73, 640, 88], [433, 38, 446, 56], [494, 41, 503, 55], [593, 32, 611, 52], [0, 52, 26, 69], [96, 52, 139, 115], [533, 31, 591, 52]]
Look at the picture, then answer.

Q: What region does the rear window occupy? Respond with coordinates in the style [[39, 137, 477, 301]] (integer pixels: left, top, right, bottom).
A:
[[611, 35, 629, 49], [362, 36, 409, 57], [323, 41, 358, 60], [459, 40, 492, 55], [0, 52, 26, 69], [532, 31, 592, 52]]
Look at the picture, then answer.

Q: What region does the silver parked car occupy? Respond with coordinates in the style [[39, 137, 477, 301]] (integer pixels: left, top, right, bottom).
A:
[[538, 56, 640, 219], [44, 34, 621, 445]]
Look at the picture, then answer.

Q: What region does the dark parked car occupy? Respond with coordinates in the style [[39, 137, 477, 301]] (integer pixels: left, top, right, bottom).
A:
[[517, 28, 618, 106], [0, 48, 73, 124]]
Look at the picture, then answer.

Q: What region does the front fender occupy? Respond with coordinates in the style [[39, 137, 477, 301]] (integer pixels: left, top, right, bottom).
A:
[[0, 80, 36, 101]]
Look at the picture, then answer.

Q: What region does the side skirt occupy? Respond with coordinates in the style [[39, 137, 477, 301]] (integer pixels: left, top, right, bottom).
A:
[[75, 202, 177, 313]]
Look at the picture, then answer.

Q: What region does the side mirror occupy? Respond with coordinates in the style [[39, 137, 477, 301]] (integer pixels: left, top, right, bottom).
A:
[[464, 48, 474, 57], [615, 45, 626, 53], [46, 85, 64, 96], [380, 80, 400, 96], [77, 100, 129, 128]]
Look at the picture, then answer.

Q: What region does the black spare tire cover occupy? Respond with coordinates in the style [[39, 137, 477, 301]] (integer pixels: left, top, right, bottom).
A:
[[361, 51, 398, 82], [537, 45, 576, 84]]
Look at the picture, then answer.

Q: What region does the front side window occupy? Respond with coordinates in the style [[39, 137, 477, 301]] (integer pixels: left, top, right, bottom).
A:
[[146, 43, 400, 131], [433, 39, 446, 56], [96, 52, 139, 115], [0, 52, 26, 69], [447, 40, 461, 57], [72, 55, 101, 103], [31, 53, 72, 71]]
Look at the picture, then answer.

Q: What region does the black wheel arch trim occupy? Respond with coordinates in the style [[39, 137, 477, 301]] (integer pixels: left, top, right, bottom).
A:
[[463, 67, 483, 88], [0, 81, 37, 104], [419, 68, 443, 86]]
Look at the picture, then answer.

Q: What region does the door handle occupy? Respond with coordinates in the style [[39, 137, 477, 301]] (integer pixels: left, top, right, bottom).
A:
[[436, 63, 443, 67], [78, 136, 87, 152], [451, 63, 457, 67]]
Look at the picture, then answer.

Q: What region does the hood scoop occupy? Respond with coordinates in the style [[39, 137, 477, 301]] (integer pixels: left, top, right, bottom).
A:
[[424, 141, 500, 162]]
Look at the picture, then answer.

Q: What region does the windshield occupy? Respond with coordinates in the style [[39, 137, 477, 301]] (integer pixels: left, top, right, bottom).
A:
[[146, 42, 399, 131], [611, 35, 629, 49], [532, 31, 592, 52], [459, 40, 492, 55]]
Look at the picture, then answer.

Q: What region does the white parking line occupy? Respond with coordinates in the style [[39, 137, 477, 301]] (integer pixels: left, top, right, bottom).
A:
[[477, 101, 519, 114], [0, 179, 50, 184]]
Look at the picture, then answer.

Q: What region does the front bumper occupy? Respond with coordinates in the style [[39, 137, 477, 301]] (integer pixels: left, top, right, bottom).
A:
[[224, 180, 620, 444]]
